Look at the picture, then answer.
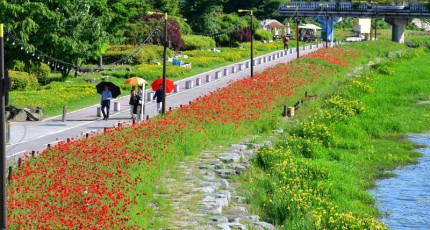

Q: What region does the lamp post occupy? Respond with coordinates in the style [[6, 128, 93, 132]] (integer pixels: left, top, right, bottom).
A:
[[0, 23, 7, 230], [238, 9, 254, 78], [287, 6, 299, 58], [162, 13, 167, 115], [320, 4, 329, 48], [374, 3, 378, 40]]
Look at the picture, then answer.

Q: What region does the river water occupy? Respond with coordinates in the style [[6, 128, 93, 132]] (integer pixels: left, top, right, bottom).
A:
[[371, 134, 430, 229]]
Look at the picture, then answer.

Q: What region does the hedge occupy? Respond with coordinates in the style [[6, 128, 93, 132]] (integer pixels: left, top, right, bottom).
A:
[[254, 29, 273, 41], [9, 71, 39, 91], [182, 35, 216, 50]]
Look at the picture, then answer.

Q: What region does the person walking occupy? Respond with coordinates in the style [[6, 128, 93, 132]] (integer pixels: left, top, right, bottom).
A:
[[133, 86, 143, 119], [153, 84, 164, 114], [100, 85, 112, 120], [129, 86, 137, 119], [283, 36, 289, 50]]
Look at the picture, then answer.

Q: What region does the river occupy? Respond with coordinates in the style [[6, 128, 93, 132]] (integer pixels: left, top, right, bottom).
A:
[[371, 134, 430, 229]]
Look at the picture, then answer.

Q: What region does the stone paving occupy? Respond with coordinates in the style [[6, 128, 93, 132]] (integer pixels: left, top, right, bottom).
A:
[[154, 141, 276, 229]]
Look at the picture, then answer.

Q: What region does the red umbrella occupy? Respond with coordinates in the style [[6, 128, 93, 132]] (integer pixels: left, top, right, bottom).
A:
[[151, 78, 175, 93]]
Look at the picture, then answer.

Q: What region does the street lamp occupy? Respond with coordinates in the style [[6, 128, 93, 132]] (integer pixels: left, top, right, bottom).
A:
[[148, 12, 168, 115], [162, 13, 167, 115], [238, 9, 254, 78], [0, 23, 7, 230], [373, 2, 378, 40], [287, 6, 299, 58]]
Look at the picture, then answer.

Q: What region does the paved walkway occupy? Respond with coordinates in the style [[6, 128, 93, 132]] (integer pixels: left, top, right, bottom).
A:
[[7, 42, 333, 163]]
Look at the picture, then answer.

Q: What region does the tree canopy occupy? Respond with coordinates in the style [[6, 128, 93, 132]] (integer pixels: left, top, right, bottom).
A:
[[0, 0, 148, 75]]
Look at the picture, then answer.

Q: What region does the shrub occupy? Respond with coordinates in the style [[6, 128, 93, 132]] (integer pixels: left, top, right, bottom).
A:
[[234, 28, 252, 43], [104, 45, 135, 64], [255, 29, 273, 41], [32, 63, 51, 84], [182, 35, 216, 50], [133, 45, 174, 64], [12, 60, 25, 71], [9, 71, 39, 91]]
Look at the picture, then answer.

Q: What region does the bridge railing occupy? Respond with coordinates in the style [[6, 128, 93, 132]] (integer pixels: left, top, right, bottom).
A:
[[279, 1, 430, 12]]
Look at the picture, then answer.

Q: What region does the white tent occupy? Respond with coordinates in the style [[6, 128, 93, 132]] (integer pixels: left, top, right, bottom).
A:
[[298, 24, 321, 30]]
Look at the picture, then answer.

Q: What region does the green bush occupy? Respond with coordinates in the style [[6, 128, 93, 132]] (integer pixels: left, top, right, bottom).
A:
[[182, 35, 216, 50], [254, 29, 273, 41], [12, 60, 26, 71], [104, 45, 135, 64], [133, 45, 174, 64], [9, 71, 39, 91], [32, 63, 51, 84]]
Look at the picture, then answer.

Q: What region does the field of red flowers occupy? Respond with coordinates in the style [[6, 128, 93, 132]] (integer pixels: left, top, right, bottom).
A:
[[7, 41, 404, 228]]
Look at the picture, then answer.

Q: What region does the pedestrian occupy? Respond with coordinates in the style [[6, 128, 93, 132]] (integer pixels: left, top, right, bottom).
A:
[[283, 36, 289, 50], [153, 84, 164, 114], [100, 85, 112, 120], [133, 86, 143, 119], [129, 86, 137, 119]]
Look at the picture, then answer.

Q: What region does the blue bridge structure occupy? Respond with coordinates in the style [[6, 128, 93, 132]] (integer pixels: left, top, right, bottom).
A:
[[278, 1, 430, 43]]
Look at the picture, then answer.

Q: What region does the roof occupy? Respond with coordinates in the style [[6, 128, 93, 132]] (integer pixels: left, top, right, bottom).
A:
[[298, 24, 321, 30], [261, 19, 284, 28]]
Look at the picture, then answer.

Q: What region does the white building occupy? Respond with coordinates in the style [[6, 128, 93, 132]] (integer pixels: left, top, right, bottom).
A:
[[261, 19, 284, 36]]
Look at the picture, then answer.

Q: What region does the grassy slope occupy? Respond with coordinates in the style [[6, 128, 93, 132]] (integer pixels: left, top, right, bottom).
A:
[[240, 48, 430, 229]]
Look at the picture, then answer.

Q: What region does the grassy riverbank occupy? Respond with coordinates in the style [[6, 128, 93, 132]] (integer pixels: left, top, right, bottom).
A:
[[239, 47, 430, 229]]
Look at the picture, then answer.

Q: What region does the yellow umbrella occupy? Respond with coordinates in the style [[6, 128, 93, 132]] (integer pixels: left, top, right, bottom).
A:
[[124, 77, 146, 85], [124, 77, 147, 121]]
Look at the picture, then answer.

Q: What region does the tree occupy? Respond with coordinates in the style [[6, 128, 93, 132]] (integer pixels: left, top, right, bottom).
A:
[[142, 14, 184, 50], [0, 0, 148, 77], [106, 0, 148, 44], [222, 0, 284, 19], [182, 0, 227, 33], [148, 0, 181, 16], [0, 0, 113, 76]]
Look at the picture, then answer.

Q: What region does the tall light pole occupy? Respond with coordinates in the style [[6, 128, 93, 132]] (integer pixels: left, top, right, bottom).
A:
[[287, 6, 299, 58], [320, 4, 329, 48], [0, 23, 7, 230], [374, 3, 378, 40], [162, 13, 167, 115], [238, 9, 254, 78]]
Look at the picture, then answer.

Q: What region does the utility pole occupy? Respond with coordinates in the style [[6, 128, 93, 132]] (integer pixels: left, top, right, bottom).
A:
[[0, 23, 7, 230], [162, 13, 167, 115], [238, 9, 254, 78]]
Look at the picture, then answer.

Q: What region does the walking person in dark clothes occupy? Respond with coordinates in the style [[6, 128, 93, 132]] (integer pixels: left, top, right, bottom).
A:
[[129, 86, 137, 119], [153, 84, 164, 114], [100, 85, 112, 120], [133, 86, 143, 118], [283, 36, 289, 50]]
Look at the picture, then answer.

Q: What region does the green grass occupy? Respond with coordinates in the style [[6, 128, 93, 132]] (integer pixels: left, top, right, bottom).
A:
[[238, 47, 430, 229]]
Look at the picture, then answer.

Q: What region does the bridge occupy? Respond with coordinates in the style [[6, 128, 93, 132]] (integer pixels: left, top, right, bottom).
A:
[[278, 1, 430, 43]]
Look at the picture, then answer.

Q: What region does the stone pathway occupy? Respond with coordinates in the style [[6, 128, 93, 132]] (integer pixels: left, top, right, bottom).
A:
[[154, 141, 275, 230]]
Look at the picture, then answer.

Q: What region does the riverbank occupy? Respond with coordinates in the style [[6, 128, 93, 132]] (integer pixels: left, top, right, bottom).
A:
[[238, 47, 430, 229]]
